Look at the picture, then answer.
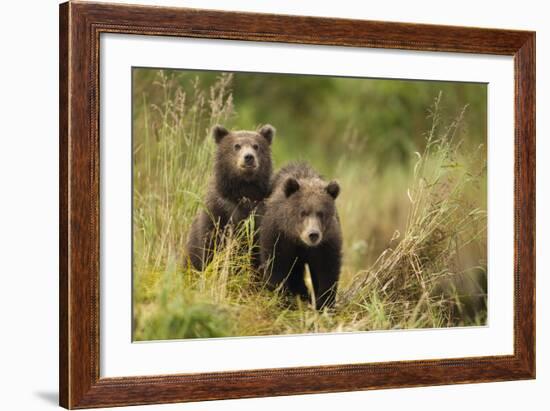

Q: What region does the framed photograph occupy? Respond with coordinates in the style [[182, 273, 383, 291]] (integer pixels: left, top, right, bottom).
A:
[[59, 1, 535, 408]]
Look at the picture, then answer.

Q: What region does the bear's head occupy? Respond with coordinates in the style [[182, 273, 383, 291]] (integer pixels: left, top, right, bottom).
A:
[[212, 125, 275, 185], [283, 177, 340, 247]]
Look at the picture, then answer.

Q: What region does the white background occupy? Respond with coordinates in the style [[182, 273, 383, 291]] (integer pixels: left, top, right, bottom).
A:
[[0, 0, 547, 410], [101, 34, 514, 377]]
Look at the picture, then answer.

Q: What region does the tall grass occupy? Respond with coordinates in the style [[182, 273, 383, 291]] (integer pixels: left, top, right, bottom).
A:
[[341, 93, 487, 328], [133, 71, 233, 307], [133, 71, 487, 340]]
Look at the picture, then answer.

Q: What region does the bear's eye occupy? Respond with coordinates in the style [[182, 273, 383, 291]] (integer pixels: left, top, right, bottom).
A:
[[252, 144, 259, 150], [234, 144, 241, 151], [317, 211, 324, 219], [300, 210, 308, 218]]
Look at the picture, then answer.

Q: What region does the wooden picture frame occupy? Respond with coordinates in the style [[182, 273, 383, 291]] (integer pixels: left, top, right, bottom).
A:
[[59, 1, 535, 408]]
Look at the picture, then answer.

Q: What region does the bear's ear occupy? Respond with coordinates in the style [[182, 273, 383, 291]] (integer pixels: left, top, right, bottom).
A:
[[284, 177, 300, 198], [258, 124, 276, 145], [326, 181, 340, 199], [212, 125, 229, 144]]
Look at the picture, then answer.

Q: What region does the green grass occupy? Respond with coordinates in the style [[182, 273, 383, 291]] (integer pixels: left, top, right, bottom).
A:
[[132, 70, 487, 341]]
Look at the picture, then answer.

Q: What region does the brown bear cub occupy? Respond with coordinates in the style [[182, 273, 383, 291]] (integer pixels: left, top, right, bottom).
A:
[[259, 162, 342, 310], [186, 124, 276, 270]]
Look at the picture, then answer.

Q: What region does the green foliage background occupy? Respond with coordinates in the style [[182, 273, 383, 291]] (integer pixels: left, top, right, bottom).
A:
[[132, 68, 487, 340], [133, 69, 486, 172]]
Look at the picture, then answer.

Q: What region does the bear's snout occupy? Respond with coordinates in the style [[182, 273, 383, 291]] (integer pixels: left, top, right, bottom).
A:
[[244, 153, 255, 165], [300, 216, 323, 247], [308, 231, 320, 243], [238, 147, 258, 170]]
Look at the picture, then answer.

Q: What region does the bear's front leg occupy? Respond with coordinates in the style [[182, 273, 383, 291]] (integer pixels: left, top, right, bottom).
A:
[[307, 244, 341, 310], [260, 233, 299, 291], [185, 210, 221, 270], [287, 261, 309, 301]]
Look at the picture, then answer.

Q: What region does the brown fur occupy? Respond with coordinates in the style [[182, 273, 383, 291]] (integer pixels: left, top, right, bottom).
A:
[[260, 162, 342, 310], [186, 125, 275, 270]]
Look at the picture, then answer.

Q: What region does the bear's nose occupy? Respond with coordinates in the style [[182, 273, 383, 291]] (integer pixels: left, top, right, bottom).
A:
[[308, 232, 320, 243], [244, 154, 255, 164]]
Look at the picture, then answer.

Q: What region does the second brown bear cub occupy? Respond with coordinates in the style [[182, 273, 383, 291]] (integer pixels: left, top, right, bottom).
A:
[[260, 162, 342, 310], [186, 124, 275, 270]]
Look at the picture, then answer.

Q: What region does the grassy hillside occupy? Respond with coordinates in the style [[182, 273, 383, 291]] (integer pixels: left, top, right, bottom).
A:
[[132, 69, 487, 340]]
